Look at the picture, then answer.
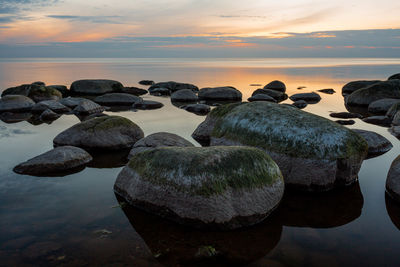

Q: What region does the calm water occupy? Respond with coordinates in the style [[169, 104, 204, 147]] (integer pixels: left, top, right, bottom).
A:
[[1, 58, 400, 266]]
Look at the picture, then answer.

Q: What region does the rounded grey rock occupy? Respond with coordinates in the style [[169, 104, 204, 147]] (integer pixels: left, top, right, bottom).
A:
[[342, 80, 381, 96], [31, 100, 70, 114], [171, 89, 198, 102], [73, 99, 105, 115], [386, 155, 400, 202], [40, 109, 61, 121], [345, 80, 400, 106], [263, 80, 286, 93], [133, 100, 163, 110], [198, 87, 242, 101], [94, 93, 142, 106], [368, 98, 400, 115], [289, 92, 321, 103], [70, 79, 123, 95], [0, 95, 35, 112], [353, 129, 393, 158], [182, 104, 211, 115]]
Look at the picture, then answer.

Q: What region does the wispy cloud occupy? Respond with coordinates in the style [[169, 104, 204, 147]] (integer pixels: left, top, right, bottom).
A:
[[47, 15, 124, 24]]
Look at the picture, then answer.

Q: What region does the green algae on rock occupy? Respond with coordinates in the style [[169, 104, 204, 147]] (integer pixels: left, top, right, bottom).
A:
[[115, 146, 284, 229], [192, 101, 368, 191], [53, 116, 144, 150]]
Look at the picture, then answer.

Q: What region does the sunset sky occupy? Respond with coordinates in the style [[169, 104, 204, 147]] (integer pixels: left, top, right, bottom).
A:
[[0, 0, 399, 57]]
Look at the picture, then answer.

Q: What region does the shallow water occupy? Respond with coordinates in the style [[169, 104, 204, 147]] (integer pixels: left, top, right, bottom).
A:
[[1, 58, 400, 266]]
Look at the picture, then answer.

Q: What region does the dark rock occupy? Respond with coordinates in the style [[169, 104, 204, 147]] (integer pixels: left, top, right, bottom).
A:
[[53, 116, 144, 150], [386, 155, 400, 202], [386, 102, 400, 119], [139, 80, 155, 86], [198, 86, 242, 101], [289, 92, 321, 103], [345, 80, 400, 106], [80, 112, 108, 122], [292, 100, 307, 109], [0, 112, 32, 123], [120, 86, 148, 96], [388, 73, 400, 80], [73, 99, 106, 115], [330, 112, 363, 119], [94, 93, 142, 106], [181, 104, 211, 115], [263, 80, 286, 93], [171, 89, 198, 102], [389, 126, 400, 139], [318, 88, 335, 94], [252, 89, 288, 102], [368, 98, 400, 114], [335, 120, 355, 125], [115, 146, 284, 229], [149, 81, 199, 95], [13, 146, 92, 176], [59, 97, 86, 108], [362, 116, 392, 127], [39, 109, 61, 121], [47, 85, 69, 97], [250, 84, 262, 86], [31, 100, 70, 113], [192, 102, 368, 192], [391, 111, 400, 126], [133, 100, 163, 110], [128, 132, 194, 158], [342, 80, 381, 96], [2, 83, 62, 102], [352, 129, 392, 158], [0, 95, 35, 112], [248, 94, 276, 102], [297, 86, 306, 89], [70, 79, 123, 95], [32, 81, 45, 86]]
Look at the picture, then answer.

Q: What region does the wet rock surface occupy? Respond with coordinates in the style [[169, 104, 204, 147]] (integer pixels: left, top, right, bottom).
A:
[[31, 100, 70, 114], [341, 80, 381, 96], [352, 129, 393, 158], [289, 92, 321, 103], [362, 116, 392, 127], [149, 81, 199, 95], [252, 89, 288, 102], [329, 112, 363, 119], [368, 98, 400, 115], [248, 94, 277, 102]]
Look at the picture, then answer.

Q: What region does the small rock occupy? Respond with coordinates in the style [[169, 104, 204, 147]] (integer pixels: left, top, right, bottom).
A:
[[139, 80, 155, 86], [70, 79, 123, 95], [31, 100, 70, 113], [248, 94, 277, 102], [297, 86, 306, 89], [149, 87, 170, 96], [318, 88, 335, 94], [171, 89, 198, 102], [47, 85, 69, 97], [198, 86, 242, 101], [120, 86, 148, 96], [250, 84, 262, 86], [329, 112, 362, 119], [251, 89, 288, 102], [353, 129, 392, 158], [335, 120, 355, 125], [292, 100, 307, 109], [94, 93, 142, 106], [149, 81, 199, 94], [289, 92, 321, 103], [368, 98, 400, 114], [362, 116, 392, 127], [263, 80, 286, 93], [133, 100, 163, 110], [40, 109, 61, 121], [73, 99, 106, 115], [181, 104, 211, 115]]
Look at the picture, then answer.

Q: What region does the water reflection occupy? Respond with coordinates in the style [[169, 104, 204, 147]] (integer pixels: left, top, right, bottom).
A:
[[116, 194, 282, 267], [385, 194, 400, 230], [87, 150, 130, 168]]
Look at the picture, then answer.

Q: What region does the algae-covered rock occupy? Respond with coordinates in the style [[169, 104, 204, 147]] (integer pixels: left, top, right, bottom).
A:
[[0, 95, 35, 112], [386, 155, 400, 203], [115, 146, 284, 229], [345, 80, 400, 106], [1, 83, 62, 102], [192, 102, 368, 191], [70, 79, 123, 95], [53, 116, 144, 150]]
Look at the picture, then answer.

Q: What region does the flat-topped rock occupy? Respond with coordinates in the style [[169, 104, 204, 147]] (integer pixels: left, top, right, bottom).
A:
[[120, 87, 147, 96], [342, 80, 381, 96], [31, 100, 70, 113], [115, 146, 284, 229], [352, 129, 393, 158], [139, 80, 155, 86], [386, 155, 400, 202], [252, 89, 288, 102], [59, 97, 86, 108], [336, 120, 355, 125], [346, 80, 400, 106], [0, 95, 35, 112], [330, 112, 363, 119], [248, 94, 276, 102], [289, 92, 321, 103], [181, 104, 211, 115], [94, 93, 142, 106], [368, 99, 400, 114], [53, 116, 144, 150], [13, 146, 92, 176], [73, 99, 105, 115], [198, 86, 242, 101], [362, 116, 392, 127], [149, 81, 199, 95], [171, 89, 198, 102], [133, 100, 163, 110], [263, 80, 286, 93], [192, 102, 368, 191], [318, 88, 336, 94], [70, 79, 123, 95], [128, 132, 194, 158]]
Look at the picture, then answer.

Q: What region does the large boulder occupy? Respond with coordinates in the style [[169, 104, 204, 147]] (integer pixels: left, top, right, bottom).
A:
[[263, 80, 286, 93], [128, 132, 194, 158], [389, 73, 400, 80], [1, 83, 62, 102], [70, 79, 123, 95], [149, 81, 198, 95], [13, 146, 92, 176], [345, 80, 400, 106], [386, 155, 400, 202], [114, 146, 284, 229], [171, 89, 198, 102], [192, 102, 368, 191], [342, 80, 381, 96], [352, 129, 392, 158], [0, 95, 35, 112], [31, 100, 70, 114], [368, 98, 400, 114], [53, 116, 144, 150], [94, 93, 142, 106], [198, 87, 242, 101]]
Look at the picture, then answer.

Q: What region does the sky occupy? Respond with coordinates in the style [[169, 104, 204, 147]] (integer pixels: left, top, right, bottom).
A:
[[0, 0, 399, 57]]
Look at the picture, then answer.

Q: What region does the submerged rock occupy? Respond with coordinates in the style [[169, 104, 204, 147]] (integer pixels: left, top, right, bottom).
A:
[[386, 155, 400, 202], [289, 92, 321, 103], [53, 116, 144, 150], [263, 80, 286, 93], [329, 112, 362, 119], [31, 100, 70, 114], [198, 86, 242, 101], [341, 80, 381, 96], [171, 89, 198, 102], [39, 109, 61, 121], [13, 146, 92, 176], [128, 132, 194, 158], [120, 86, 147, 96], [352, 129, 393, 158], [115, 146, 284, 229], [149, 81, 199, 95], [389, 73, 400, 80], [73, 99, 106, 115], [368, 98, 400, 114], [345, 80, 400, 106], [139, 80, 155, 86], [292, 100, 307, 109], [192, 102, 368, 191], [0, 95, 35, 112], [248, 94, 276, 102], [133, 100, 163, 110], [252, 89, 288, 102], [70, 79, 123, 95], [318, 88, 335, 94], [94, 93, 142, 106], [181, 103, 211, 115], [362, 116, 392, 127]]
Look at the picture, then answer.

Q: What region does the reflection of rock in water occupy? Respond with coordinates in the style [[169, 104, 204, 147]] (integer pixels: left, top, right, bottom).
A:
[[385, 194, 400, 230], [276, 183, 363, 228], [115, 194, 282, 267], [87, 150, 129, 168], [0, 112, 32, 124]]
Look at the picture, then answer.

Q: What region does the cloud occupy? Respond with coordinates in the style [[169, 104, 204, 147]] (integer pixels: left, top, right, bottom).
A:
[[0, 0, 59, 14], [47, 15, 124, 24]]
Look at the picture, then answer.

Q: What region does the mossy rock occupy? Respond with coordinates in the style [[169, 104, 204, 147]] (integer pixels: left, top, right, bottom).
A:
[[1, 83, 62, 102], [53, 116, 144, 150], [115, 146, 284, 229], [192, 101, 368, 191]]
